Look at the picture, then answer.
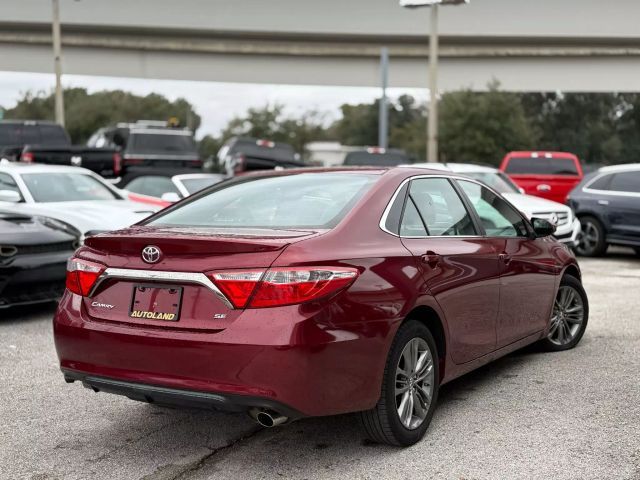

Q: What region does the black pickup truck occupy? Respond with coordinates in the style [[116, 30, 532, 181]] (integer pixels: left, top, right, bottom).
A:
[[0, 120, 121, 177]]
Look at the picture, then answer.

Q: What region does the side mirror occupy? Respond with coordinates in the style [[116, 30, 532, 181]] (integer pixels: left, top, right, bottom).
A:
[[0, 190, 20, 203], [161, 192, 181, 203], [531, 217, 556, 237]]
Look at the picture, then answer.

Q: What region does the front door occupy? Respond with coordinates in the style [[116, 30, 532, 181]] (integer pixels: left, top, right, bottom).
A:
[[399, 177, 501, 364], [606, 171, 640, 242], [456, 179, 557, 348]]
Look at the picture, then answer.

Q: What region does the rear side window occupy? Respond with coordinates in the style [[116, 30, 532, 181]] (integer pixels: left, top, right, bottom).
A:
[[609, 171, 640, 193], [586, 174, 613, 191], [126, 176, 180, 198], [150, 173, 377, 229], [505, 157, 579, 176], [458, 180, 528, 237], [402, 178, 477, 236]]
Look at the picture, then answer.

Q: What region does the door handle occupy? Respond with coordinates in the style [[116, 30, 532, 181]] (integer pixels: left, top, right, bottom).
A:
[[598, 200, 609, 206], [421, 251, 440, 268], [499, 253, 512, 265]]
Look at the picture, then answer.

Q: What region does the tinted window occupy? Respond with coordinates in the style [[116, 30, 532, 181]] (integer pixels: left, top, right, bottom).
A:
[[0, 173, 22, 199], [408, 178, 476, 236], [609, 171, 640, 193], [505, 157, 579, 176], [0, 124, 39, 146], [385, 183, 408, 234], [129, 133, 197, 154], [150, 173, 376, 229], [38, 125, 70, 146], [458, 180, 528, 237], [587, 173, 613, 191], [21, 173, 119, 202], [180, 176, 225, 194], [126, 176, 180, 198], [465, 172, 520, 194], [228, 139, 296, 162], [400, 198, 428, 236]]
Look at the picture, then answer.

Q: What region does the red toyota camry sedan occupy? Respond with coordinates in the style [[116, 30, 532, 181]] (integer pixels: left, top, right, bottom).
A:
[[54, 167, 588, 446]]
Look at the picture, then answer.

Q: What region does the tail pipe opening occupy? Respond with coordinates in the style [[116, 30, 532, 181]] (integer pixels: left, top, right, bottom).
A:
[[249, 408, 288, 428]]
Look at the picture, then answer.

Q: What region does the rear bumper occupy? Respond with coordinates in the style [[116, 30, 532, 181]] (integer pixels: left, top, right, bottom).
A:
[[54, 292, 394, 417], [62, 369, 303, 419]]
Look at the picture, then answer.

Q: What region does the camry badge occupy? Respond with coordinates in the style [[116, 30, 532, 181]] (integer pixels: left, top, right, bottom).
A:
[[142, 245, 162, 264]]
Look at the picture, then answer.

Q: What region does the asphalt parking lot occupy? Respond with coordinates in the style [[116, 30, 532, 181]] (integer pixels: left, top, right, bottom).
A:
[[2, 250, 639, 480]]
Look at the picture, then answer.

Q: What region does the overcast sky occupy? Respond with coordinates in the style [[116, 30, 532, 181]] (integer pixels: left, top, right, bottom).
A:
[[0, 71, 427, 139]]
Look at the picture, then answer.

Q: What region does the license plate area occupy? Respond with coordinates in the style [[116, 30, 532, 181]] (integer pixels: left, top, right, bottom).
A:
[[129, 284, 183, 322]]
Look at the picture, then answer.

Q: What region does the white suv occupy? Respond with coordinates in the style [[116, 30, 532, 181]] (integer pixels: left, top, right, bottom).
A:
[[407, 163, 582, 246]]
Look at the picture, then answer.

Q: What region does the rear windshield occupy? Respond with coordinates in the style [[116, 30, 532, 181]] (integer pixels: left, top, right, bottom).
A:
[[0, 124, 69, 147], [344, 152, 408, 167], [21, 173, 119, 202], [230, 141, 296, 162], [129, 133, 197, 154], [149, 173, 377, 229], [505, 157, 579, 176]]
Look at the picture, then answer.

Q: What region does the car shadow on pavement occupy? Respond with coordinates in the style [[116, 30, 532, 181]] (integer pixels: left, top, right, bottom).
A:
[[1, 302, 57, 324]]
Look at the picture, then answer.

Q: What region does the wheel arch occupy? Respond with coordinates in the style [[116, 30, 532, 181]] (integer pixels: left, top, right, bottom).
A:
[[403, 305, 447, 381], [563, 264, 582, 282]]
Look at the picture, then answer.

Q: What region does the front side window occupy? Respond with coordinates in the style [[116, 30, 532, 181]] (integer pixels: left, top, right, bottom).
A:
[[149, 173, 377, 229], [457, 180, 528, 237], [21, 173, 119, 203], [401, 178, 476, 236]]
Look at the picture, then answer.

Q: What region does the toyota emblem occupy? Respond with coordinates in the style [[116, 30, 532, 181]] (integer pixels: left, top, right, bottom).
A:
[[142, 245, 162, 264]]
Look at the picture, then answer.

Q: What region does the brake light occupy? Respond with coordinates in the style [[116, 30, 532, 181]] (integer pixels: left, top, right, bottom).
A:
[[21, 151, 34, 163], [256, 139, 275, 148], [113, 152, 122, 175], [65, 258, 105, 296], [209, 267, 358, 309]]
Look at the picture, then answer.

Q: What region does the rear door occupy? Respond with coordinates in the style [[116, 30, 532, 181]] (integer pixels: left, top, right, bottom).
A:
[[399, 176, 501, 364], [456, 179, 558, 347]]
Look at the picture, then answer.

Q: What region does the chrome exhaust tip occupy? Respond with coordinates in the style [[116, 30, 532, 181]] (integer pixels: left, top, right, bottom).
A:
[[249, 408, 288, 427]]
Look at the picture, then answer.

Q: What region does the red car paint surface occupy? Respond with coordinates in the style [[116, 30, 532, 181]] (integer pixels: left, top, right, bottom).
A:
[[54, 167, 579, 419], [500, 151, 583, 204]]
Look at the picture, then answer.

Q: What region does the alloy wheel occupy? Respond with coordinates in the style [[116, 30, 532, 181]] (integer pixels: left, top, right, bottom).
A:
[[576, 220, 599, 255], [395, 337, 435, 430], [548, 286, 585, 346]]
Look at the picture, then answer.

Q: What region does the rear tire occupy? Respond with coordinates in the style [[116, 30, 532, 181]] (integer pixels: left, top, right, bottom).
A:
[[575, 216, 607, 257], [360, 321, 439, 447], [540, 275, 589, 352]]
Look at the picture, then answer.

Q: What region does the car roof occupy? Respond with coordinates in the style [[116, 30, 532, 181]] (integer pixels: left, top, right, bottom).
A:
[[406, 162, 499, 173], [0, 162, 95, 175], [598, 163, 640, 173]]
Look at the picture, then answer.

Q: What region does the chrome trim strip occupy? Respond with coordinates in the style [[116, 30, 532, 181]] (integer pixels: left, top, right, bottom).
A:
[[378, 173, 526, 239], [582, 171, 640, 198], [89, 268, 233, 309]]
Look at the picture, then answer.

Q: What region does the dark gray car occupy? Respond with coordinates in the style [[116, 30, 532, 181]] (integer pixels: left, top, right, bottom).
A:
[[568, 164, 640, 256]]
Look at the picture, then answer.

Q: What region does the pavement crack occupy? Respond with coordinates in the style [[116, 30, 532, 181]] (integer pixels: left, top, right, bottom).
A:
[[142, 425, 264, 480]]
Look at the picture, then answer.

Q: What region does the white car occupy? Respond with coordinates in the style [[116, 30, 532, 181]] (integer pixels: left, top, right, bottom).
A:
[[407, 163, 581, 246], [0, 163, 158, 238]]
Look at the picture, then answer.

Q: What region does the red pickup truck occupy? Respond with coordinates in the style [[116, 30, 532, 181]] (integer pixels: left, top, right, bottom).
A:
[[499, 151, 583, 204]]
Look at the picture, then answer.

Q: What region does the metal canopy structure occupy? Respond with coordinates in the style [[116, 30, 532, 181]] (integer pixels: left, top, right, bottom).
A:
[[1, 0, 640, 92]]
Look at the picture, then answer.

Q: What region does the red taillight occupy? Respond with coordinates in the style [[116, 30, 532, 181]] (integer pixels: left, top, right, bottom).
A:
[[113, 152, 122, 175], [21, 151, 34, 163], [126, 158, 144, 165], [65, 258, 105, 296], [209, 267, 358, 309]]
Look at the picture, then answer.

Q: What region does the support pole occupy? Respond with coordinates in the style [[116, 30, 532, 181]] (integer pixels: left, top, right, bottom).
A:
[[378, 47, 389, 149], [427, 4, 439, 162], [52, 0, 65, 126]]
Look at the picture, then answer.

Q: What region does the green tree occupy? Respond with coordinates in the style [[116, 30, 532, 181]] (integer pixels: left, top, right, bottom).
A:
[[439, 86, 535, 165], [219, 104, 330, 158], [4, 88, 201, 144]]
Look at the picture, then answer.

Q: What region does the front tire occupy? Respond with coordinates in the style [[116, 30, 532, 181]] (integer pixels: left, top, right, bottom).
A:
[[575, 216, 607, 257], [360, 321, 439, 447], [540, 275, 589, 352]]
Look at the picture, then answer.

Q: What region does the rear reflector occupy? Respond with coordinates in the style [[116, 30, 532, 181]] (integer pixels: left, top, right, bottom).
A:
[[209, 267, 358, 309], [65, 258, 105, 296], [21, 151, 34, 163], [113, 152, 123, 176]]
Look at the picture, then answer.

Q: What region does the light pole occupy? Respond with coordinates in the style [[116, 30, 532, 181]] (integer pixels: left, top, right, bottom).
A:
[[52, 0, 65, 126], [399, 0, 469, 162], [378, 47, 389, 149]]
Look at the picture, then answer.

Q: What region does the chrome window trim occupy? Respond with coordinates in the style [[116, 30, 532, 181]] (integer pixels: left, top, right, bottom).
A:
[[582, 171, 640, 198], [379, 173, 528, 240], [88, 268, 233, 309]]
